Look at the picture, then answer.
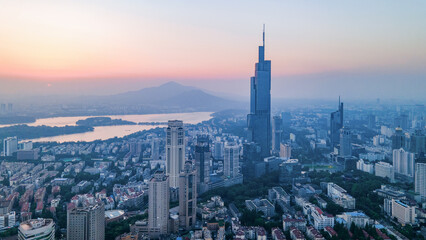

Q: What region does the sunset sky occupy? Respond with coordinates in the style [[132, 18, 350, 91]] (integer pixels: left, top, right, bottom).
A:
[[0, 1, 425, 99]]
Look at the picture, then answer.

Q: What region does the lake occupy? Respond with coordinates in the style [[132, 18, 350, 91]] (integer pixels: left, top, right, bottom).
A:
[[0, 112, 213, 143]]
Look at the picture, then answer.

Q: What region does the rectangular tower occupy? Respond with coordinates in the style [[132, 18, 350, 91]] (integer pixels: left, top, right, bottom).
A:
[[179, 162, 197, 230], [194, 135, 210, 194], [148, 171, 170, 237], [224, 142, 240, 178], [166, 120, 185, 188], [330, 98, 344, 148], [67, 202, 105, 240]]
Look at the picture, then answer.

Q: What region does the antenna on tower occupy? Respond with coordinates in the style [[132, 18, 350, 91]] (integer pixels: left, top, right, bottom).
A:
[[263, 24, 265, 47]]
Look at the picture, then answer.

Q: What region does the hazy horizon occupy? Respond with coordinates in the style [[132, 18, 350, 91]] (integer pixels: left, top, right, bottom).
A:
[[1, 1, 426, 101]]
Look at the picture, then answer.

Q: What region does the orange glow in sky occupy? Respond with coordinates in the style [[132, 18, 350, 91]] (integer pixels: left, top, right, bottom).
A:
[[0, 1, 425, 81]]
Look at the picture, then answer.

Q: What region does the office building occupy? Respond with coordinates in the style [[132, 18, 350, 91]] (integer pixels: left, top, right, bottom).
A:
[[179, 162, 197, 230], [19, 141, 33, 150], [391, 199, 416, 225], [272, 115, 283, 153], [367, 114, 376, 129], [330, 98, 344, 148], [224, 142, 240, 178], [151, 138, 160, 160], [279, 143, 291, 159], [393, 148, 415, 178], [0, 211, 15, 229], [247, 27, 272, 157], [245, 199, 275, 218], [18, 218, 55, 240], [279, 159, 302, 183], [242, 142, 262, 179], [67, 202, 105, 240], [213, 139, 224, 160], [394, 114, 409, 130], [3, 137, 18, 157], [194, 135, 210, 193], [148, 171, 169, 237], [356, 159, 374, 174], [310, 205, 334, 230], [166, 120, 185, 188], [392, 127, 406, 150], [339, 127, 352, 157], [411, 130, 426, 155], [327, 183, 355, 209], [415, 163, 426, 198], [338, 212, 370, 228], [375, 162, 395, 182]]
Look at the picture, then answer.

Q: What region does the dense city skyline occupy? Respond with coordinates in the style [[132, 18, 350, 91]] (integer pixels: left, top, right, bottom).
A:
[[0, 2, 425, 240]]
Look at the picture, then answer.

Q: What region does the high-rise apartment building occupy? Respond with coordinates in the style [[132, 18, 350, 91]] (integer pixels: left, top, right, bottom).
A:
[[224, 143, 240, 179], [272, 116, 283, 154], [18, 218, 55, 240], [194, 135, 210, 194], [148, 171, 169, 237], [213, 139, 224, 160], [247, 27, 271, 158], [415, 163, 426, 198], [339, 127, 352, 157], [179, 161, 197, 230], [375, 161, 395, 182], [279, 143, 291, 159], [330, 98, 344, 148], [67, 202, 105, 240], [391, 199, 416, 225], [166, 120, 185, 188], [3, 136, 18, 157], [393, 148, 415, 178]]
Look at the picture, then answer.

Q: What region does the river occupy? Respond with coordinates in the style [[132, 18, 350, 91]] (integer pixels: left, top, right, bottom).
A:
[[0, 112, 213, 143]]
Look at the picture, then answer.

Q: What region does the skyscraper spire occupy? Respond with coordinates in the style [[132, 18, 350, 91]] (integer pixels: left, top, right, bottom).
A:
[[263, 24, 265, 48]]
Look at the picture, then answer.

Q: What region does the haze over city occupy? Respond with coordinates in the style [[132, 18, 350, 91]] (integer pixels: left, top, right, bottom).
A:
[[1, 1, 426, 100], [1, 2, 426, 240]]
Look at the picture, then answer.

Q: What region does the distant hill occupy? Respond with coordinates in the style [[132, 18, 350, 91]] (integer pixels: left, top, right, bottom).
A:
[[101, 81, 241, 111]]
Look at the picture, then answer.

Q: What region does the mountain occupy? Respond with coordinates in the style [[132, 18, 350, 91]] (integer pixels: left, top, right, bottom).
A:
[[102, 81, 241, 111]]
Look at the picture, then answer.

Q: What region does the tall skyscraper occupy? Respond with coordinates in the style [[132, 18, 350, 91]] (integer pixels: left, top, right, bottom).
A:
[[224, 142, 240, 178], [3, 136, 18, 157], [272, 115, 283, 154], [339, 127, 352, 157], [410, 129, 426, 155], [392, 127, 406, 150], [330, 98, 343, 148], [393, 148, 415, 178], [148, 171, 170, 237], [67, 202, 105, 240], [179, 161, 197, 230], [194, 135, 210, 194], [247, 26, 271, 158], [415, 163, 426, 198], [166, 120, 185, 188], [18, 218, 55, 240]]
